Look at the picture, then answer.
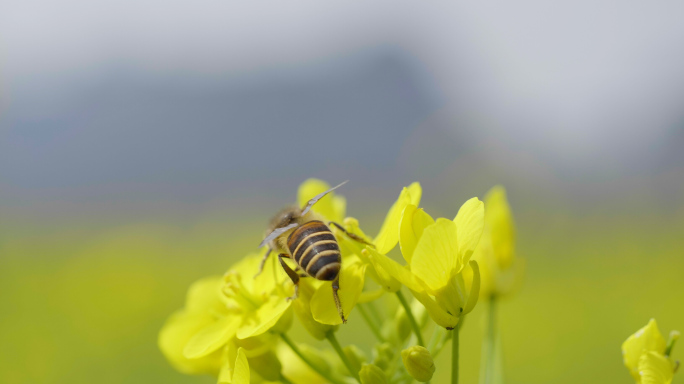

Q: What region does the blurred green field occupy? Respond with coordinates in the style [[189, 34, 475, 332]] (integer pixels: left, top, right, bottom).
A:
[[1, 205, 683, 383]]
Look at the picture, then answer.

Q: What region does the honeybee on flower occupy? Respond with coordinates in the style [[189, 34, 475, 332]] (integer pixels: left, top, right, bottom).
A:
[[256, 180, 373, 324]]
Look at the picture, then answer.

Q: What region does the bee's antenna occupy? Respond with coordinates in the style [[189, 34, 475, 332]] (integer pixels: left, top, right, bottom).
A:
[[300, 180, 348, 216]]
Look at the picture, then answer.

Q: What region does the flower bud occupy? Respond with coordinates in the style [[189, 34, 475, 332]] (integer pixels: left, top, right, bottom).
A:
[[394, 306, 412, 342], [343, 345, 367, 376], [360, 364, 388, 384], [401, 346, 435, 382], [372, 343, 395, 371]]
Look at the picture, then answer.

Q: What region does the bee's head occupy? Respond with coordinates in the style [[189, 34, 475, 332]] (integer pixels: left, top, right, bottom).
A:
[[267, 205, 301, 232]]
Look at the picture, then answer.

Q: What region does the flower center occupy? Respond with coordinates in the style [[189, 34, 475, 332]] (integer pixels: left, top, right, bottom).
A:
[[222, 271, 261, 311]]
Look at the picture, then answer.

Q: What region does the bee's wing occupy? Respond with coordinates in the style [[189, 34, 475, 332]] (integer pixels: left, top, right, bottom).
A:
[[300, 180, 349, 216], [259, 222, 299, 248]]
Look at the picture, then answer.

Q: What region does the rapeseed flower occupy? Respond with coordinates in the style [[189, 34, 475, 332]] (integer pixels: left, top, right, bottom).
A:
[[183, 254, 292, 359], [159, 253, 293, 382], [365, 197, 484, 329], [622, 319, 680, 384]]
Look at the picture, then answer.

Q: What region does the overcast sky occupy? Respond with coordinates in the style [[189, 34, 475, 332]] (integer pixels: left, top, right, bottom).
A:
[[1, 1, 683, 220]]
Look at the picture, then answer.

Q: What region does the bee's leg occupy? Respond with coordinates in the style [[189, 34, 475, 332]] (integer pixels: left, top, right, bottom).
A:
[[329, 222, 375, 248], [293, 265, 308, 278], [254, 247, 272, 278], [332, 275, 347, 324], [278, 254, 300, 301]]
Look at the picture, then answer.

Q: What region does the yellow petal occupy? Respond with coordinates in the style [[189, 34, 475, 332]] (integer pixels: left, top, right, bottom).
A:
[[462, 260, 480, 314], [638, 351, 674, 384], [332, 195, 347, 224], [399, 204, 435, 263], [411, 219, 461, 292], [236, 297, 292, 339], [374, 183, 422, 254], [407, 182, 422, 205], [232, 348, 251, 384], [453, 197, 485, 265], [297, 178, 345, 222], [363, 247, 424, 292], [218, 342, 238, 384], [183, 315, 241, 359], [185, 276, 227, 314], [159, 310, 223, 375], [622, 319, 667, 380], [411, 289, 459, 329], [311, 259, 367, 325], [293, 280, 338, 340]]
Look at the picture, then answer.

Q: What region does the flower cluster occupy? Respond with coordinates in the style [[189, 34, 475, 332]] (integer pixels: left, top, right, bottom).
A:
[[159, 178, 679, 384], [160, 178, 497, 383]]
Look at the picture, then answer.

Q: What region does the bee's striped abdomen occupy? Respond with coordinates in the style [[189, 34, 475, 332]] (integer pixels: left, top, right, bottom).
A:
[[287, 220, 341, 281]]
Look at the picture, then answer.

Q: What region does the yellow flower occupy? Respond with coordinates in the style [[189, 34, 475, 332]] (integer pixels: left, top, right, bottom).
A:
[[159, 253, 293, 380], [298, 179, 421, 325], [622, 319, 679, 383], [472, 186, 523, 298], [365, 197, 484, 329]]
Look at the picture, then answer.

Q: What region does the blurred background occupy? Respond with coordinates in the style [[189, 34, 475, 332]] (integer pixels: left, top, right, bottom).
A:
[[1, 1, 683, 383]]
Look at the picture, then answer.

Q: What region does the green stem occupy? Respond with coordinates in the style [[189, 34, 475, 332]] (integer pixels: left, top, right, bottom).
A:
[[279, 375, 294, 384], [452, 327, 460, 384], [326, 331, 361, 383], [484, 296, 497, 384], [396, 290, 425, 346], [279, 333, 345, 384], [358, 303, 385, 342]]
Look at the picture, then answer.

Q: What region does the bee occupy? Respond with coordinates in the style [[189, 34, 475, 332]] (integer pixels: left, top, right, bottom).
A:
[[256, 181, 371, 323]]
